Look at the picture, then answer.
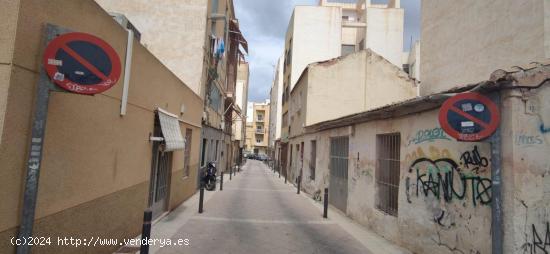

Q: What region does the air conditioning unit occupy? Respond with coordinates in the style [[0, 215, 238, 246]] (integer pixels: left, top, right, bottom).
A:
[[109, 12, 142, 41]]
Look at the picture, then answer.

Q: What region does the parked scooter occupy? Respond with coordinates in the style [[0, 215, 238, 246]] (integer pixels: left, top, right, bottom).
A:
[[203, 162, 217, 191]]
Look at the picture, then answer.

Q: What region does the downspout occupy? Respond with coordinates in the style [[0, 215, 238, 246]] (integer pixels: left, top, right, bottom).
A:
[[120, 29, 134, 116], [489, 91, 503, 254]]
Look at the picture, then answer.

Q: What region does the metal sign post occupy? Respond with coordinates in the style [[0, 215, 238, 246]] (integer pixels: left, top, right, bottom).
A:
[[16, 24, 69, 254], [16, 24, 121, 254]]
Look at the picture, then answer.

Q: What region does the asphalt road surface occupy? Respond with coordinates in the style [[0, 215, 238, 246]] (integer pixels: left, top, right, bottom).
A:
[[156, 160, 370, 254]]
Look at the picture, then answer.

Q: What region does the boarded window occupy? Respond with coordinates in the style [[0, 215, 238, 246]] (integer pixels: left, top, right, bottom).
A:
[[310, 140, 317, 180], [376, 133, 401, 216], [184, 129, 192, 177]]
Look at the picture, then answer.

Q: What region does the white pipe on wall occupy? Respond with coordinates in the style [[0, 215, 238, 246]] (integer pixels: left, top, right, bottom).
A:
[[120, 29, 134, 116]]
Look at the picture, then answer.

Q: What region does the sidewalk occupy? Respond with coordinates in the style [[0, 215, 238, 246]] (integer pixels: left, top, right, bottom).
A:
[[114, 160, 411, 254]]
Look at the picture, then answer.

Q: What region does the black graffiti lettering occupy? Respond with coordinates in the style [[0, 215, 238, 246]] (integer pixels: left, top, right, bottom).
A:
[[460, 145, 489, 171], [410, 157, 491, 207], [531, 222, 550, 254]]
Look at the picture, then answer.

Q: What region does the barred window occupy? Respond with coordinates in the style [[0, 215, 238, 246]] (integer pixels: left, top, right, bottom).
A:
[[376, 133, 401, 216]]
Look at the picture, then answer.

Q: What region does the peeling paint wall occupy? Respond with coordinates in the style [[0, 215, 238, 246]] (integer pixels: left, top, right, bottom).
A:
[[502, 84, 550, 254], [291, 83, 550, 253]]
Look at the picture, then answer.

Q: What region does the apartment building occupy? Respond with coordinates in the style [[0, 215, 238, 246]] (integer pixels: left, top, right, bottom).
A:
[[232, 62, 250, 165], [199, 0, 248, 175], [268, 55, 284, 171], [0, 0, 203, 253], [279, 0, 406, 180], [245, 101, 270, 155]]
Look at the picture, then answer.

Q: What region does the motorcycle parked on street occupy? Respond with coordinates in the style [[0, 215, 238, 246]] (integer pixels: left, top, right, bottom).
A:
[[203, 162, 217, 191]]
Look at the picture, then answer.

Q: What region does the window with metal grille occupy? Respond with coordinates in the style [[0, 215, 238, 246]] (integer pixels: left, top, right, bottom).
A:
[[376, 133, 401, 216], [310, 140, 317, 180]]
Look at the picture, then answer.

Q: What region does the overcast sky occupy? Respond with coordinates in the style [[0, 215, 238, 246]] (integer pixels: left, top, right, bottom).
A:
[[234, 0, 421, 102]]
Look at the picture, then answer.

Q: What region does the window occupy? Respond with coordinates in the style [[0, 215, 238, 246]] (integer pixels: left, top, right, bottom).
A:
[[201, 138, 207, 167], [342, 15, 349, 21], [376, 133, 401, 216], [256, 139, 262, 143], [310, 140, 317, 180], [184, 129, 192, 177], [341, 44, 356, 57], [215, 140, 219, 161], [402, 64, 410, 74]]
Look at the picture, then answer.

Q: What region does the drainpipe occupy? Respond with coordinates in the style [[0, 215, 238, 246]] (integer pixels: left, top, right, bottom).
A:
[[489, 91, 503, 254], [120, 29, 134, 116]]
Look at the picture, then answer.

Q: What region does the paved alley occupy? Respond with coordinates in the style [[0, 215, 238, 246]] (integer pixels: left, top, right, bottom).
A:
[[153, 160, 371, 254]]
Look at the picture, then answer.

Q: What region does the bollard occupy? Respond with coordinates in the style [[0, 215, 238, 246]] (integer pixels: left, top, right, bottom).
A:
[[230, 168, 232, 180], [220, 172, 223, 191], [198, 186, 204, 213], [140, 209, 152, 254], [234, 167, 236, 176], [297, 175, 301, 194], [285, 171, 287, 183], [323, 188, 329, 218], [278, 168, 281, 178]]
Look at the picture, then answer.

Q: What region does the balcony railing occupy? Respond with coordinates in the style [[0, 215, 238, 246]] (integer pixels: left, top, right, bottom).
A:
[[256, 118, 264, 122], [256, 129, 265, 134]]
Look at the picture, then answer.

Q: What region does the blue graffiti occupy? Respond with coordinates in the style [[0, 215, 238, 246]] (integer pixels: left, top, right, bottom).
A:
[[407, 127, 451, 146], [541, 123, 550, 134]]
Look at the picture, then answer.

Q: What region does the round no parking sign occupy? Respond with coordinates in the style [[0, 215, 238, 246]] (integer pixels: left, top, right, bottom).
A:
[[43, 32, 121, 95], [438, 92, 500, 141]]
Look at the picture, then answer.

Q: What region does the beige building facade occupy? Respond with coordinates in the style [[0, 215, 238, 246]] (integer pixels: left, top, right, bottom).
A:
[[0, 0, 203, 253], [245, 101, 270, 155]]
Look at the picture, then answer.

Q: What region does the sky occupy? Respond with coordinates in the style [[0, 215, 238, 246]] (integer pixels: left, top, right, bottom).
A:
[[234, 0, 421, 102]]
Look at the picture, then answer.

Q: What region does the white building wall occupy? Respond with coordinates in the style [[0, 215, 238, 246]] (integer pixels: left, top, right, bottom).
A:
[[363, 6, 404, 68], [95, 0, 207, 96], [288, 6, 342, 90], [420, 0, 550, 96]]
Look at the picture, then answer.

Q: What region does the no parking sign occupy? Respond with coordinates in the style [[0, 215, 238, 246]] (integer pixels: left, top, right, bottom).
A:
[[438, 92, 500, 141], [43, 32, 121, 94]]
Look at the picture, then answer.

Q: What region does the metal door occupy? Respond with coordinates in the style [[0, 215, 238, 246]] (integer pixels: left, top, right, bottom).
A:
[[149, 115, 172, 220], [329, 136, 349, 213]]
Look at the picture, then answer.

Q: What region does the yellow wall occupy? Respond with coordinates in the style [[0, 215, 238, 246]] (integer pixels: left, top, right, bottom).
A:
[[0, 0, 203, 252]]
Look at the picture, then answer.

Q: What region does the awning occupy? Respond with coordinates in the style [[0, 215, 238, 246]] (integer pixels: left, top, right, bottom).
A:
[[157, 108, 185, 151]]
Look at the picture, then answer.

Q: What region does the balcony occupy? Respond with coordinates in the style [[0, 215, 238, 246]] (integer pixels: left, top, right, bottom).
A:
[[255, 129, 265, 134], [256, 117, 265, 122]]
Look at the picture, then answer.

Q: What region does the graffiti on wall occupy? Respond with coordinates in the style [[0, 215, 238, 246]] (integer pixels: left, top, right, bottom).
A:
[[516, 133, 545, 147], [405, 146, 492, 207], [406, 127, 451, 146], [522, 222, 550, 254]]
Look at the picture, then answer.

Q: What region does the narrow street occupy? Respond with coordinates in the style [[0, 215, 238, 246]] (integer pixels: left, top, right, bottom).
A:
[[153, 160, 371, 254]]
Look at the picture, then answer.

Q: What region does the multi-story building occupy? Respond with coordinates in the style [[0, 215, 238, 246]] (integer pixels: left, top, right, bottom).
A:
[[232, 62, 249, 165], [280, 0, 406, 179], [268, 55, 284, 170], [245, 101, 270, 155], [0, 1, 203, 253], [199, 0, 248, 175]]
